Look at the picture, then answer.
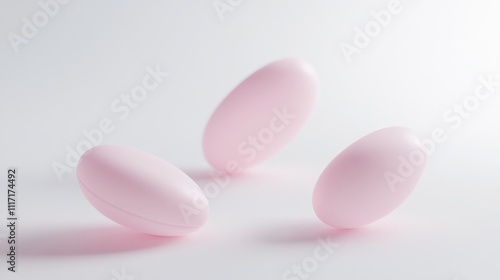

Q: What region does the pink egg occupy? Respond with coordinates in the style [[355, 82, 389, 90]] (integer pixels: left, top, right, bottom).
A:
[[77, 145, 209, 236], [203, 58, 318, 172], [313, 127, 427, 228]]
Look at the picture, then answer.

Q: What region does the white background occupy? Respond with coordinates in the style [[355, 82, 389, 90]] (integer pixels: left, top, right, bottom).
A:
[[1, 0, 500, 279]]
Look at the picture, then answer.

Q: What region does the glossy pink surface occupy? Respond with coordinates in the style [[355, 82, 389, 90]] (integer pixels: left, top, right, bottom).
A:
[[203, 58, 318, 172], [77, 145, 209, 236], [313, 127, 427, 228]]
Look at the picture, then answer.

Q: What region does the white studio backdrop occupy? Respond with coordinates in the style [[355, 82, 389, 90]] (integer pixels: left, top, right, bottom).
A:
[[1, 1, 500, 280]]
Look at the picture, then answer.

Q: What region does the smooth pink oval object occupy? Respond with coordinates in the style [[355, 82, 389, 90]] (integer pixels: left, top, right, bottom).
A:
[[203, 58, 318, 172], [313, 127, 427, 228], [77, 145, 209, 236]]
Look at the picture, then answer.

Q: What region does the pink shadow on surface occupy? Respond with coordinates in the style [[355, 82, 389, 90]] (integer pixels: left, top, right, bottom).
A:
[[20, 225, 179, 257], [183, 167, 270, 182], [183, 165, 312, 188], [255, 219, 410, 245], [256, 220, 355, 244]]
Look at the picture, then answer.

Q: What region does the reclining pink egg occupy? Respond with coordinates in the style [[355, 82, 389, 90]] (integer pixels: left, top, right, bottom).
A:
[[77, 145, 209, 236]]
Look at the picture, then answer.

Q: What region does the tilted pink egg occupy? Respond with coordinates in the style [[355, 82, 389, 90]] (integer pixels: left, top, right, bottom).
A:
[[313, 127, 427, 228], [203, 58, 318, 173]]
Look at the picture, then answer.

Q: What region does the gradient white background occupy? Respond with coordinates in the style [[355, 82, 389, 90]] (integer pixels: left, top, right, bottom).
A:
[[1, 0, 500, 279]]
